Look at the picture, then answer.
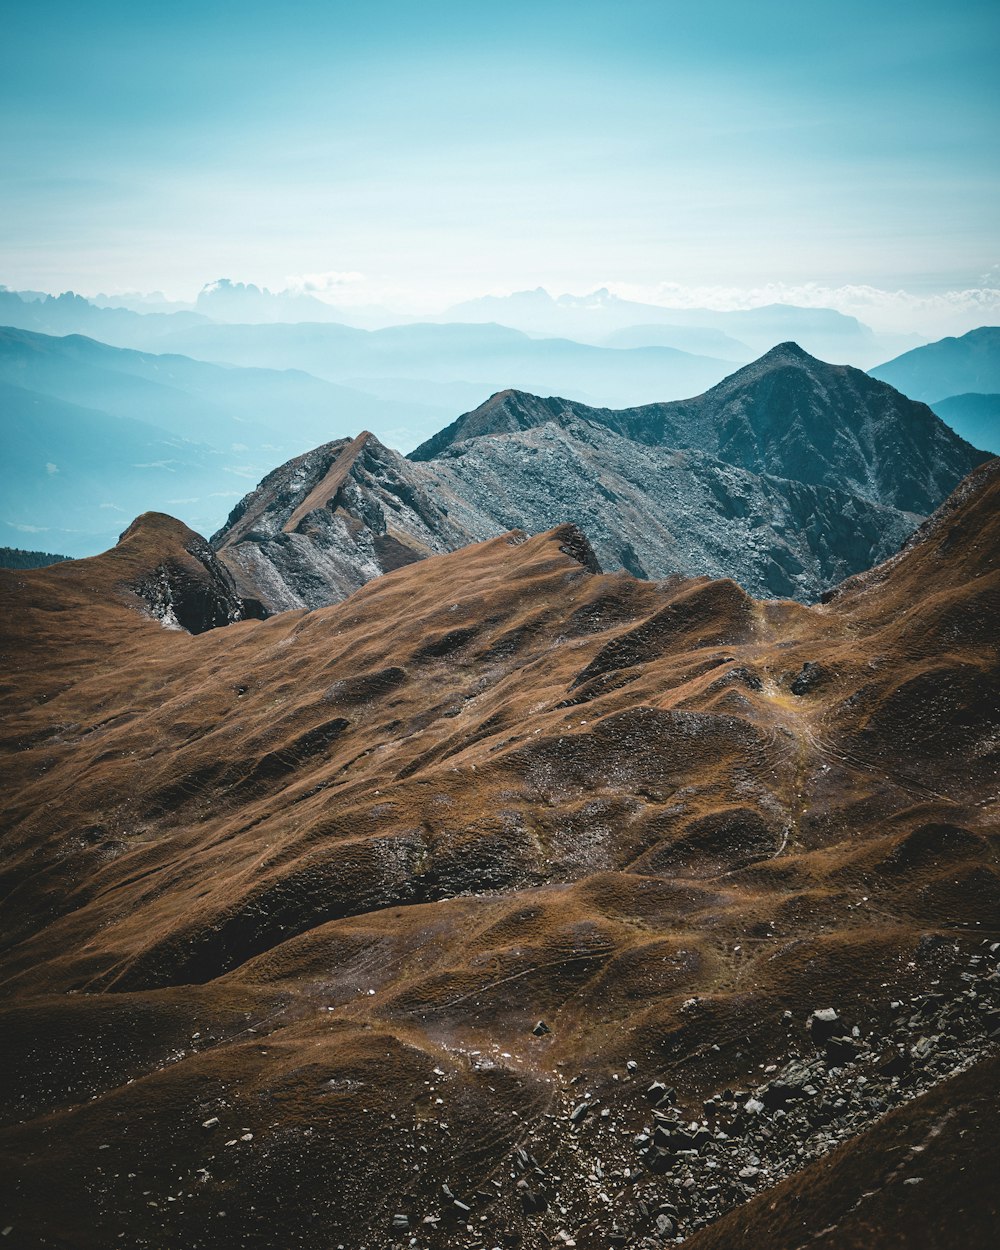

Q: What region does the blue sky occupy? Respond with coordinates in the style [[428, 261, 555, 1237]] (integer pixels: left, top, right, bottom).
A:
[[2, 0, 998, 319]]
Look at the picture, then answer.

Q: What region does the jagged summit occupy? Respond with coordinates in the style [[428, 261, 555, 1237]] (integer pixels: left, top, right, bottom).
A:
[[211, 430, 479, 612], [411, 345, 986, 515], [758, 339, 813, 361], [408, 388, 574, 462]]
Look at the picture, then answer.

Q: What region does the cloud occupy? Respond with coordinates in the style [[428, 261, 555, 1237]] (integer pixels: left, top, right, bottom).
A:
[[45, 462, 58, 474], [99, 502, 126, 511], [284, 270, 367, 303], [5, 521, 48, 533]]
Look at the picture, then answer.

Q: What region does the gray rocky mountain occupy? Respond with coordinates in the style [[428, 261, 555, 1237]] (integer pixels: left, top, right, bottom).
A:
[[212, 433, 478, 612], [209, 342, 979, 610], [417, 417, 921, 598], [209, 345, 989, 612], [412, 343, 985, 516]]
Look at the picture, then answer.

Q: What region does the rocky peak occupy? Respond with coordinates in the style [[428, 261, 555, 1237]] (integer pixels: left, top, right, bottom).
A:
[[412, 345, 987, 516], [211, 431, 484, 613]]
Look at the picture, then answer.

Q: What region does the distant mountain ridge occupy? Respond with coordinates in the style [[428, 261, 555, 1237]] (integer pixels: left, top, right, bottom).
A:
[[0, 326, 439, 554], [930, 393, 1000, 454], [870, 326, 1000, 403], [194, 278, 393, 326], [438, 288, 921, 364], [156, 317, 739, 413], [0, 288, 742, 424], [0, 545, 70, 569]]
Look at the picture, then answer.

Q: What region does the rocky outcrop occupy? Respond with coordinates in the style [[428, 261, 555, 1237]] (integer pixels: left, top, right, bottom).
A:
[[421, 417, 919, 599], [116, 513, 265, 633], [211, 432, 484, 612], [211, 418, 921, 610], [207, 345, 990, 612]]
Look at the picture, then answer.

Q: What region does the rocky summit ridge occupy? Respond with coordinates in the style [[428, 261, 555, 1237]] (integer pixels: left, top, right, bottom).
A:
[[411, 343, 980, 516], [209, 345, 986, 612]]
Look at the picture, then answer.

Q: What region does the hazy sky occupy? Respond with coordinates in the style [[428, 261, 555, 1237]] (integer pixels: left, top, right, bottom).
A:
[[3, 0, 999, 320]]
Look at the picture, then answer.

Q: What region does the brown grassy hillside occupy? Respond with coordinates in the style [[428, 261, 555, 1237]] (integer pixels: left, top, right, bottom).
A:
[[1, 462, 998, 1249]]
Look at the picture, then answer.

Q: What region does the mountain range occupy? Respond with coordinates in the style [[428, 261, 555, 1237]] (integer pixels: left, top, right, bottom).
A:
[[210, 344, 986, 611], [0, 288, 744, 423], [870, 326, 1000, 402], [2, 450, 997, 1249], [0, 327, 440, 555], [2, 292, 997, 564], [871, 327, 1000, 454], [155, 319, 740, 414], [437, 288, 923, 365]]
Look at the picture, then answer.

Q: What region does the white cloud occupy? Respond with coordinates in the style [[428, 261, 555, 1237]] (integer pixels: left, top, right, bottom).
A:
[[45, 462, 58, 475], [99, 502, 125, 511], [284, 270, 367, 304], [5, 521, 48, 533]]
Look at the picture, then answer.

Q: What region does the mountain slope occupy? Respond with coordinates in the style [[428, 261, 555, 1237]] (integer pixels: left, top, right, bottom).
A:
[[209, 413, 920, 609], [209, 345, 984, 610], [424, 417, 919, 598], [412, 343, 987, 516], [0, 325, 439, 452], [930, 392, 1000, 453], [0, 327, 453, 553], [870, 326, 1000, 403], [0, 378, 228, 555], [1, 462, 997, 1250]]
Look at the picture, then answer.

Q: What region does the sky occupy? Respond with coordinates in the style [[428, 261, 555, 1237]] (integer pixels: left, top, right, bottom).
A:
[[2, 0, 999, 328]]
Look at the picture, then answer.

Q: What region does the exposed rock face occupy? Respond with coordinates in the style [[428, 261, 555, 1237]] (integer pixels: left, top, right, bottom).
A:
[[116, 513, 264, 633], [211, 431, 482, 612], [421, 417, 919, 598], [412, 343, 986, 515], [1, 461, 998, 1249], [210, 344, 969, 608]]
